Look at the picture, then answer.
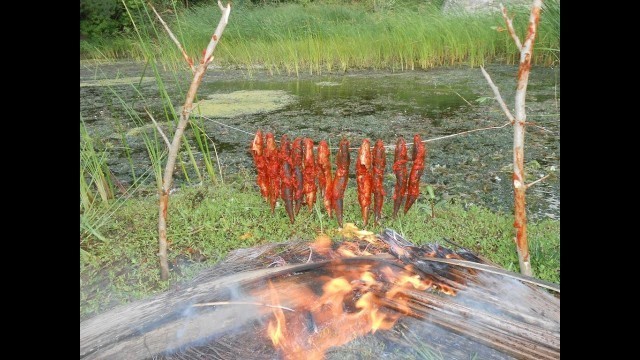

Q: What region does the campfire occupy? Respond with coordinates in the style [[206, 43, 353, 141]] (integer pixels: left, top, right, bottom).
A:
[[80, 226, 559, 359]]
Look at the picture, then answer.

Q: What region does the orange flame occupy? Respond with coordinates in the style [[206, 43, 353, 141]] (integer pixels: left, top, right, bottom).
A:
[[317, 277, 353, 317], [360, 271, 376, 284], [355, 292, 395, 333], [310, 234, 332, 256], [267, 282, 286, 347], [337, 247, 357, 257], [397, 273, 431, 291], [438, 283, 457, 296], [260, 225, 459, 359]]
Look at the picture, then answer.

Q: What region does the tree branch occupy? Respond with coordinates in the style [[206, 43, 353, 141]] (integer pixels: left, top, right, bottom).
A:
[[423, 122, 511, 143], [202, 1, 231, 64], [500, 3, 522, 51], [480, 66, 516, 124], [525, 174, 550, 189], [527, 122, 556, 135], [157, 2, 232, 281], [145, 108, 171, 148], [148, 2, 194, 72]]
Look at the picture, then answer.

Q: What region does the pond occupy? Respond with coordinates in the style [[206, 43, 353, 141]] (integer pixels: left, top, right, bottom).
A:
[[80, 61, 559, 221]]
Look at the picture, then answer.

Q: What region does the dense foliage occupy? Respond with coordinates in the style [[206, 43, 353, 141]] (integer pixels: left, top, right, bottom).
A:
[[80, 0, 131, 39]]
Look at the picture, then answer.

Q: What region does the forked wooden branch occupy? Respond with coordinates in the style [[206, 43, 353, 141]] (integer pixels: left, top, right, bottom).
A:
[[482, 0, 543, 277], [148, 2, 194, 72], [202, 1, 232, 65], [526, 173, 550, 189], [145, 108, 171, 148], [480, 66, 515, 123], [500, 3, 522, 51], [515, 0, 542, 122], [155, 0, 231, 280]]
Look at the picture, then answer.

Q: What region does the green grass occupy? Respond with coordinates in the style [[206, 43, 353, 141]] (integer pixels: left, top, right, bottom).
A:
[[80, 172, 560, 319], [80, 120, 115, 213], [80, 1, 560, 73]]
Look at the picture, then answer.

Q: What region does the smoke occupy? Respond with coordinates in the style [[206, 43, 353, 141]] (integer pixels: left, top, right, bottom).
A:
[[161, 282, 268, 356]]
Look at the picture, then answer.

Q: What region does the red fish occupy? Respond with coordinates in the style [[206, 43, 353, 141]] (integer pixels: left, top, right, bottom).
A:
[[279, 135, 295, 224], [291, 138, 304, 215], [356, 139, 373, 227], [372, 139, 386, 224], [317, 140, 333, 218], [302, 138, 317, 211], [331, 139, 350, 227], [250, 130, 268, 201], [264, 133, 280, 214], [404, 134, 427, 214], [392, 137, 408, 217]]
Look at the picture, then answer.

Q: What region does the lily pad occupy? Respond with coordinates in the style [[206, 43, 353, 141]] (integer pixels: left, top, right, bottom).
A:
[[189, 90, 296, 118]]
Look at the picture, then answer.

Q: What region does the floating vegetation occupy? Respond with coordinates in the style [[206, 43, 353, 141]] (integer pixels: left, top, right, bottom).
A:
[[80, 76, 156, 87], [189, 90, 296, 118], [315, 81, 341, 87]]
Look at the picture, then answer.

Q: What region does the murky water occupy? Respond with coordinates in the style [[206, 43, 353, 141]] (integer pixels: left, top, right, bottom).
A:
[[80, 61, 559, 221]]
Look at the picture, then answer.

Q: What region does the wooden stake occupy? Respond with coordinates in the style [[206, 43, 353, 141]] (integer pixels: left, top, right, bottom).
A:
[[481, 1, 543, 277], [152, 1, 232, 280]]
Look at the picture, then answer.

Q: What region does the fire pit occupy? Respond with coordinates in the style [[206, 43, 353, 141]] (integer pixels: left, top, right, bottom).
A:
[[80, 226, 559, 359]]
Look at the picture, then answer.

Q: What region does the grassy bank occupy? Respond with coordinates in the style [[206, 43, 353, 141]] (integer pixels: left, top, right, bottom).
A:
[[80, 0, 560, 73], [80, 176, 559, 319]]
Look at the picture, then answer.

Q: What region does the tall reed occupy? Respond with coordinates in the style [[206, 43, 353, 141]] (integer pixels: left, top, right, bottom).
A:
[[90, 2, 559, 72], [80, 119, 115, 212]]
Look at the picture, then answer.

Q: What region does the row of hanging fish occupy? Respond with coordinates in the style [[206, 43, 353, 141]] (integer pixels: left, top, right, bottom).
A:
[[250, 130, 427, 227]]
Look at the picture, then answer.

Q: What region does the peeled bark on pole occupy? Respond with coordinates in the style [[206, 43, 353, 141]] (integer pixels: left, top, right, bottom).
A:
[[511, 0, 542, 277], [481, 1, 542, 277], [156, 1, 231, 280]]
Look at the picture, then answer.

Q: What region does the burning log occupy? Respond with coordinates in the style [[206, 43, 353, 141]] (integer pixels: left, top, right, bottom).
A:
[[81, 227, 558, 360], [381, 291, 559, 360]]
